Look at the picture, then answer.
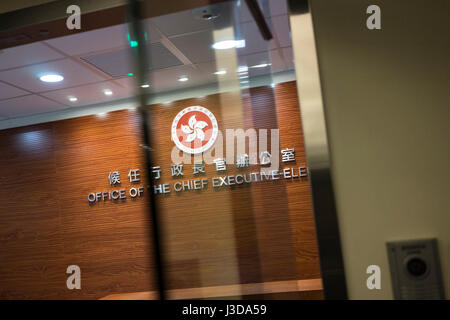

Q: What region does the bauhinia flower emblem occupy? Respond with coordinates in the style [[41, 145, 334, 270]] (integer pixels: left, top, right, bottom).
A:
[[181, 115, 208, 142]]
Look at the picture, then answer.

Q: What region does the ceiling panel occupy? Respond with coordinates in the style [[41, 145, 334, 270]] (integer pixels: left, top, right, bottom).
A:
[[195, 49, 289, 78], [0, 1, 293, 120], [168, 31, 216, 64], [0, 42, 64, 71], [113, 64, 214, 94], [168, 16, 286, 65], [45, 23, 161, 57], [271, 15, 291, 48], [151, 0, 288, 36], [240, 51, 273, 69], [235, 15, 291, 54], [267, 0, 288, 18], [0, 81, 29, 100], [0, 58, 106, 93], [81, 43, 183, 78], [280, 46, 294, 70], [238, 0, 289, 23], [150, 2, 235, 37], [41, 79, 134, 107], [235, 18, 278, 54], [0, 94, 65, 118]]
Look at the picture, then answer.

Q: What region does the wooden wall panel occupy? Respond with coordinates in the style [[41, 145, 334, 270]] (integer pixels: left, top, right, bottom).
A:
[[0, 125, 65, 299], [0, 81, 321, 299]]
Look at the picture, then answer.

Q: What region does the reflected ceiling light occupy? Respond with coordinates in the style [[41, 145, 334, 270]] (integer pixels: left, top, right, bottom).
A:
[[97, 112, 107, 117], [178, 76, 189, 82], [250, 63, 272, 69], [104, 89, 113, 95], [239, 75, 248, 79], [212, 39, 246, 50], [39, 74, 64, 83], [271, 83, 276, 88], [68, 96, 78, 102], [141, 84, 150, 88], [240, 80, 249, 84], [237, 66, 248, 73], [213, 70, 227, 75]]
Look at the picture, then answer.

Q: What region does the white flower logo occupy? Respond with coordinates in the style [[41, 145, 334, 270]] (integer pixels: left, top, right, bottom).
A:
[[172, 106, 218, 154], [181, 115, 208, 142]]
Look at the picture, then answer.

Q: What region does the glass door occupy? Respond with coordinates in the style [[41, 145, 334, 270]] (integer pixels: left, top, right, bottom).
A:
[[127, 0, 323, 300], [0, 0, 330, 300]]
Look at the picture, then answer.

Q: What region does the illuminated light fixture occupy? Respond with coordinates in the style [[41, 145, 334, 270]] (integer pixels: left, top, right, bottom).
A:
[[68, 96, 78, 102], [213, 70, 227, 75], [127, 73, 134, 76], [237, 66, 248, 73], [178, 76, 189, 82], [104, 89, 113, 96], [240, 80, 249, 84], [212, 39, 246, 50], [39, 74, 64, 83], [126, 33, 138, 47], [141, 84, 150, 88], [239, 75, 248, 79], [271, 83, 276, 88], [250, 63, 272, 69]]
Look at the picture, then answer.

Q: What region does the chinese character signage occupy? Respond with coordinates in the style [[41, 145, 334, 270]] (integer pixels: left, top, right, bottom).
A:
[[87, 104, 308, 204], [87, 148, 307, 203]]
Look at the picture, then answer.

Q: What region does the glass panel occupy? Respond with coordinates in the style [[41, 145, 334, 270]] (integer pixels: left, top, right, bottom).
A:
[[0, 0, 322, 300], [0, 5, 149, 299], [129, 0, 322, 300]]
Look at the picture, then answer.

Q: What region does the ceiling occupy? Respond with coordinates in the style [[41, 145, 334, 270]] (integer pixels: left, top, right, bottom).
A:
[[0, 0, 294, 119]]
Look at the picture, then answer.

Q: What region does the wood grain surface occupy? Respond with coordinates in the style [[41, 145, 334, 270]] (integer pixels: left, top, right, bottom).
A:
[[0, 81, 321, 299], [100, 278, 323, 300]]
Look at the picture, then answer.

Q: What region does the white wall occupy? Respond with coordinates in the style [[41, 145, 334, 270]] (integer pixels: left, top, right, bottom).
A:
[[308, 0, 449, 299]]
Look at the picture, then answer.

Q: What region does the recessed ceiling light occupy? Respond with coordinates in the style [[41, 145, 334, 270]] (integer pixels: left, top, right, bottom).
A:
[[68, 96, 78, 102], [141, 84, 150, 88], [212, 39, 246, 50], [178, 76, 189, 82], [250, 63, 272, 69], [104, 89, 113, 95], [40, 74, 64, 83], [214, 70, 227, 75]]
